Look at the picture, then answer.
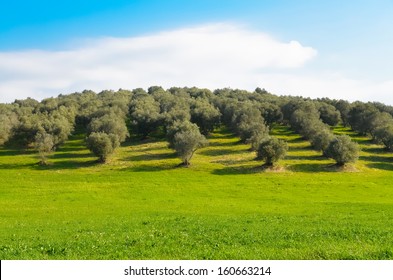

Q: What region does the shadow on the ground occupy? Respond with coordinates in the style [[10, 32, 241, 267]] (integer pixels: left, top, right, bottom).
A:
[[366, 162, 393, 171], [124, 152, 177, 162], [285, 154, 325, 161], [199, 148, 247, 157], [360, 155, 392, 163], [120, 163, 179, 172], [287, 163, 336, 173], [211, 165, 268, 175]]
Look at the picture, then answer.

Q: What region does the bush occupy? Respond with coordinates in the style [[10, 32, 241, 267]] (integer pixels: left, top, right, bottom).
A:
[[256, 137, 288, 166], [86, 132, 119, 163], [310, 129, 335, 156], [35, 131, 54, 165], [325, 135, 360, 165], [171, 122, 208, 166], [374, 125, 393, 151]]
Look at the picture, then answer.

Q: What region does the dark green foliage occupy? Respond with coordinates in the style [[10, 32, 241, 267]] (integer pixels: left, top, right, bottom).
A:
[[153, 89, 191, 126], [346, 101, 393, 150], [34, 130, 54, 165], [258, 102, 283, 126], [281, 99, 303, 123], [325, 135, 360, 165], [348, 103, 379, 135], [10, 115, 42, 147], [248, 126, 271, 151], [14, 97, 40, 109], [289, 102, 320, 133], [40, 111, 74, 148], [374, 125, 393, 151], [170, 121, 208, 165], [368, 112, 393, 141], [256, 137, 288, 166], [318, 103, 341, 126], [190, 99, 221, 135], [166, 120, 196, 149], [86, 132, 119, 162], [0, 105, 18, 145], [310, 129, 335, 155], [334, 100, 351, 126], [231, 103, 268, 143], [88, 113, 129, 142], [130, 94, 161, 138]]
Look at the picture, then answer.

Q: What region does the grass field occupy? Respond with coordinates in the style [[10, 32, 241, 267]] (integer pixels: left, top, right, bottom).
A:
[[1, 126, 393, 259]]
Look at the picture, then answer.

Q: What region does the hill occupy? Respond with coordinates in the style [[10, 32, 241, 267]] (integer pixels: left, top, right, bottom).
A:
[[1, 126, 392, 259]]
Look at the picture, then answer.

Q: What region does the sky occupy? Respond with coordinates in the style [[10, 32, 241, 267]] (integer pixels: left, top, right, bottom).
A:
[[1, 0, 393, 104]]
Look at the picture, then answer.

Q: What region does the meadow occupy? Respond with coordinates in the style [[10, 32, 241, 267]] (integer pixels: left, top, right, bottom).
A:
[[0, 126, 392, 259]]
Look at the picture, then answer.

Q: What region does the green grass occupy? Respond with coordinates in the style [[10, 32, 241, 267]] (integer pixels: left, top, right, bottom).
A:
[[1, 126, 393, 259]]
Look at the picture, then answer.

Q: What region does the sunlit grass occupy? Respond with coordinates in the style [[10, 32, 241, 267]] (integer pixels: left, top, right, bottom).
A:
[[0, 126, 392, 259]]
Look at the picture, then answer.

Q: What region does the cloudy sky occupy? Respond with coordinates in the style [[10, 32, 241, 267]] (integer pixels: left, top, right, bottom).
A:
[[1, 0, 393, 104]]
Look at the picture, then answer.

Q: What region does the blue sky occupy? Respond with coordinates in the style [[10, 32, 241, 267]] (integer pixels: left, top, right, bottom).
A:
[[1, 0, 393, 104]]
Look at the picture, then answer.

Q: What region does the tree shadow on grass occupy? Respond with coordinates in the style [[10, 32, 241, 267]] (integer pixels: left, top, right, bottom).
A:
[[0, 162, 36, 169], [352, 138, 373, 145], [123, 152, 177, 162], [285, 154, 325, 161], [285, 136, 306, 143], [0, 159, 97, 170], [208, 132, 237, 140], [199, 148, 247, 157], [32, 160, 97, 170], [0, 148, 35, 156], [121, 137, 164, 148], [361, 146, 390, 154], [361, 151, 393, 170], [360, 155, 392, 163], [366, 162, 393, 171], [52, 152, 93, 159], [211, 165, 268, 175], [120, 163, 178, 172], [207, 140, 240, 148], [287, 163, 336, 173], [287, 145, 315, 152]]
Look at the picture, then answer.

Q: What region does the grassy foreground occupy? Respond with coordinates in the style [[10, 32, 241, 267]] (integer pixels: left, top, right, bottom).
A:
[[0, 126, 393, 259]]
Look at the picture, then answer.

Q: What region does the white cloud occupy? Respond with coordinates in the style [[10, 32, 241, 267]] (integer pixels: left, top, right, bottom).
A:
[[255, 72, 393, 105], [1, 22, 391, 105], [0, 23, 317, 103]]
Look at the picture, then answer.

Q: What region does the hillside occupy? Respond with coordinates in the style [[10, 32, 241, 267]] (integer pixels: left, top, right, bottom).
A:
[[1, 126, 392, 259]]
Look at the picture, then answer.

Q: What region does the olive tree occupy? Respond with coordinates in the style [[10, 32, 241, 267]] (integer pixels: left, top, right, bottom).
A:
[[0, 109, 18, 145], [325, 135, 360, 166], [310, 129, 335, 156], [318, 103, 341, 126], [88, 113, 129, 142], [256, 137, 288, 166], [170, 122, 208, 166], [129, 94, 161, 138], [86, 132, 120, 163], [374, 125, 393, 151], [34, 130, 54, 165], [190, 99, 221, 135]]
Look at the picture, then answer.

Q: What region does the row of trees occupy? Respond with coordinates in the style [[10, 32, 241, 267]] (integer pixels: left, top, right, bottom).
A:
[[1, 86, 392, 167], [347, 102, 393, 151], [286, 101, 359, 165]]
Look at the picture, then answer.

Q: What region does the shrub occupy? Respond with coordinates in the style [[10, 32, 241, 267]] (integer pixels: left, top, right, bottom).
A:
[[325, 135, 360, 165], [171, 123, 208, 166], [86, 132, 119, 163], [256, 137, 288, 166], [310, 129, 335, 156], [34, 131, 54, 165]]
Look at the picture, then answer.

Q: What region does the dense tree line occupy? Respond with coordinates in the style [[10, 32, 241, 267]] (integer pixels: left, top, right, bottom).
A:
[[283, 100, 359, 165], [346, 102, 393, 151], [2, 86, 392, 168]]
